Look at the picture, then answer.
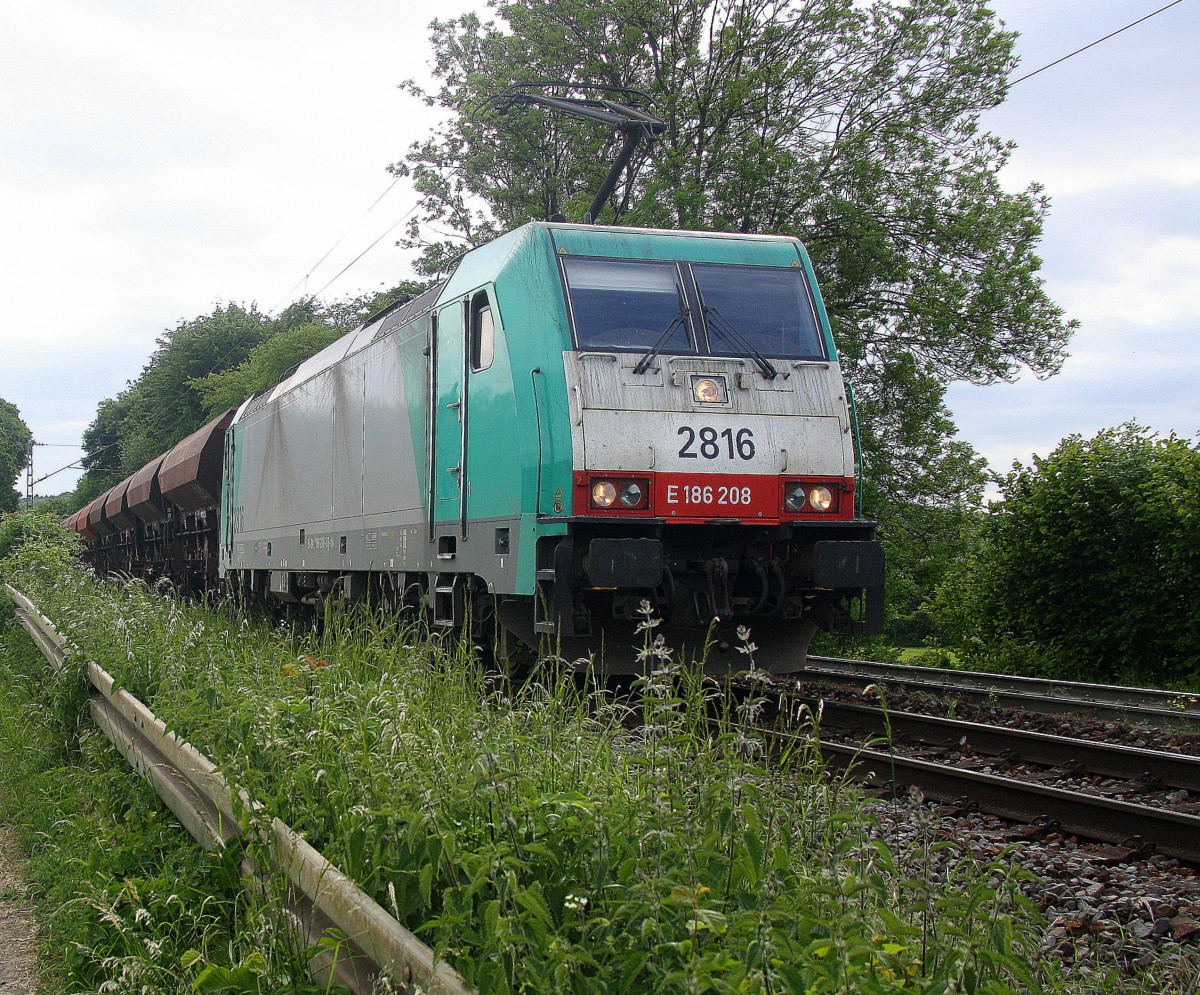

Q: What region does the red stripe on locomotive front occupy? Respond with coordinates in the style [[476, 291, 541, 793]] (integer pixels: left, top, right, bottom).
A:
[[572, 471, 856, 523]]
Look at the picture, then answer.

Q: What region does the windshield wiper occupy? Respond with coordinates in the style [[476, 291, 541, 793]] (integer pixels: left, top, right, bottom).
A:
[[632, 308, 689, 374], [633, 284, 690, 375], [703, 305, 778, 379]]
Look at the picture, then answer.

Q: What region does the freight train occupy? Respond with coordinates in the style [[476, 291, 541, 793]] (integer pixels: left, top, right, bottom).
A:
[[68, 220, 884, 672]]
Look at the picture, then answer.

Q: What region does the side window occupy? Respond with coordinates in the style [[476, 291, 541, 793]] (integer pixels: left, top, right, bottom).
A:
[[470, 292, 495, 372]]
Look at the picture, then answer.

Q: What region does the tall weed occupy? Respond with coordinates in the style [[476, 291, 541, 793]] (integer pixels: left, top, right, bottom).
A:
[[0, 517, 1166, 994]]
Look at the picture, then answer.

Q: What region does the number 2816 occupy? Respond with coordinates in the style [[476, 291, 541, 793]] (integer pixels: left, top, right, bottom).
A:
[[677, 426, 756, 461]]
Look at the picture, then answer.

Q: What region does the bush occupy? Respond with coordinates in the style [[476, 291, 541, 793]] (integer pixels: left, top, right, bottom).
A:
[[0, 511, 83, 576], [930, 424, 1200, 686]]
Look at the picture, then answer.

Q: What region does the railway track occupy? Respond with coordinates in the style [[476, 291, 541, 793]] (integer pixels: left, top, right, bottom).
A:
[[802, 655, 1200, 730], [737, 680, 1200, 864], [815, 738, 1200, 866], [806, 696, 1200, 791]]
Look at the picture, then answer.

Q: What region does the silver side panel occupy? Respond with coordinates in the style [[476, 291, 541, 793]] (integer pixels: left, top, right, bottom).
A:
[[231, 333, 422, 545], [239, 376, 337, 533], [332, 350, 366, 521], [222, 304, 531, 595], [363, 338, 423, 519]]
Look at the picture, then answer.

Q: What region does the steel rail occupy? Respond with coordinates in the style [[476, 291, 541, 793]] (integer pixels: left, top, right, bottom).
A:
[[721, 678, 1200, 864], [803, 656, 1200, 729], [4, 584, 473, 995], [803, 697, 1200, 791], [807, 655, 1200, 710], [730, 679, 1200, 863], [804, 735, 1200, 865]]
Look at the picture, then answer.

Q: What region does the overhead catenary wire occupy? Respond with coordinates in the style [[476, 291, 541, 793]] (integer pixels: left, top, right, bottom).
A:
[[282, 2, 1189, 311], [268, 161, 471, 316], [306, 201, 420, 302], [186, 180, 423, 393], [267, 173, 405, 315], [1009, 0, 1186, 87], [106, 6, 1194, 374], [268, 4, 1192, 312]]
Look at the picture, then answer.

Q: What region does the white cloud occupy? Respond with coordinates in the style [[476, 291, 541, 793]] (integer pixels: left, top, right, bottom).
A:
[[1002, 157, 1200, 199], [1060, 234, 1200, 328]]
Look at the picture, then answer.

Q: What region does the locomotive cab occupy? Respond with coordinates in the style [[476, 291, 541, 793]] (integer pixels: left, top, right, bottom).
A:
[[499, 224, 883, 671]]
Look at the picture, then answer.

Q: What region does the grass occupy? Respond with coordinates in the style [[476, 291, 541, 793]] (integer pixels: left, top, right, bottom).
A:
[[0, 602, 321, 994], [0, 512, 1193, 993]]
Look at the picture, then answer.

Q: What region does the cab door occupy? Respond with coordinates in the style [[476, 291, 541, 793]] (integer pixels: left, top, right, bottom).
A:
[[433, 299, 468, 536]]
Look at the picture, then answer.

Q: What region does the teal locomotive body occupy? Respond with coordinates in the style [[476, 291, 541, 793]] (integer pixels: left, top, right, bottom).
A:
[[220, 221, 882, 671]]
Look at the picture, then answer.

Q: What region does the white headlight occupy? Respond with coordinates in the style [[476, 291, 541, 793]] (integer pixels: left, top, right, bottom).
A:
[[592, 481, 617, 507], [691, 375, 728, 404], [808, 486, 833, 512]]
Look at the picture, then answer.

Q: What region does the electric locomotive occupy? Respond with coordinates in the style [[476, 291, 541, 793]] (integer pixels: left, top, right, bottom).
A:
[[70, 86, 882, 672], [218, 220, 883, 672]]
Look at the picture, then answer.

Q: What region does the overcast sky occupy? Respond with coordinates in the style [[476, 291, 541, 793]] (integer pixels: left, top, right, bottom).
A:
[[950, 0, 1199, 485], [2, 0, 1196, 497]]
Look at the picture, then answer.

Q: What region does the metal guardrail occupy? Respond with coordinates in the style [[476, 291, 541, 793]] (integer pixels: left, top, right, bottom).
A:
[[4, 584, 473, 995]]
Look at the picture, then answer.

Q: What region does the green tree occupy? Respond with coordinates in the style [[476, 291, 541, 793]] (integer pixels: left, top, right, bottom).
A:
[[395, 0, 1074, 625], [0, 398, 34, 513], [931, 425, 1200, 685], [78, 392, 136, 494], [397, 0, 1072, 383], [192, 319, 345, 417], [119, 303, 275, 472], [27, 494, 75, 518], [321, 282, 430, 332], [76, 303, 275, 497]]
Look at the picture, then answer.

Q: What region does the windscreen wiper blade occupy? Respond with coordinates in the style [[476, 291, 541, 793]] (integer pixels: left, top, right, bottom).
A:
[[632, 304, 689, 375], [703, 306, 778, 379]]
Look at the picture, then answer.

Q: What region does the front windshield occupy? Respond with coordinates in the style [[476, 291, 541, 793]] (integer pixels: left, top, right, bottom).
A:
[[562, 257, 694, 353], [693, 263, 826, 360]]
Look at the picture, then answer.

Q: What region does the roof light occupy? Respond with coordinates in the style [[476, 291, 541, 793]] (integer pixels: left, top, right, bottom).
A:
[[691, 375, 728, 404]]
